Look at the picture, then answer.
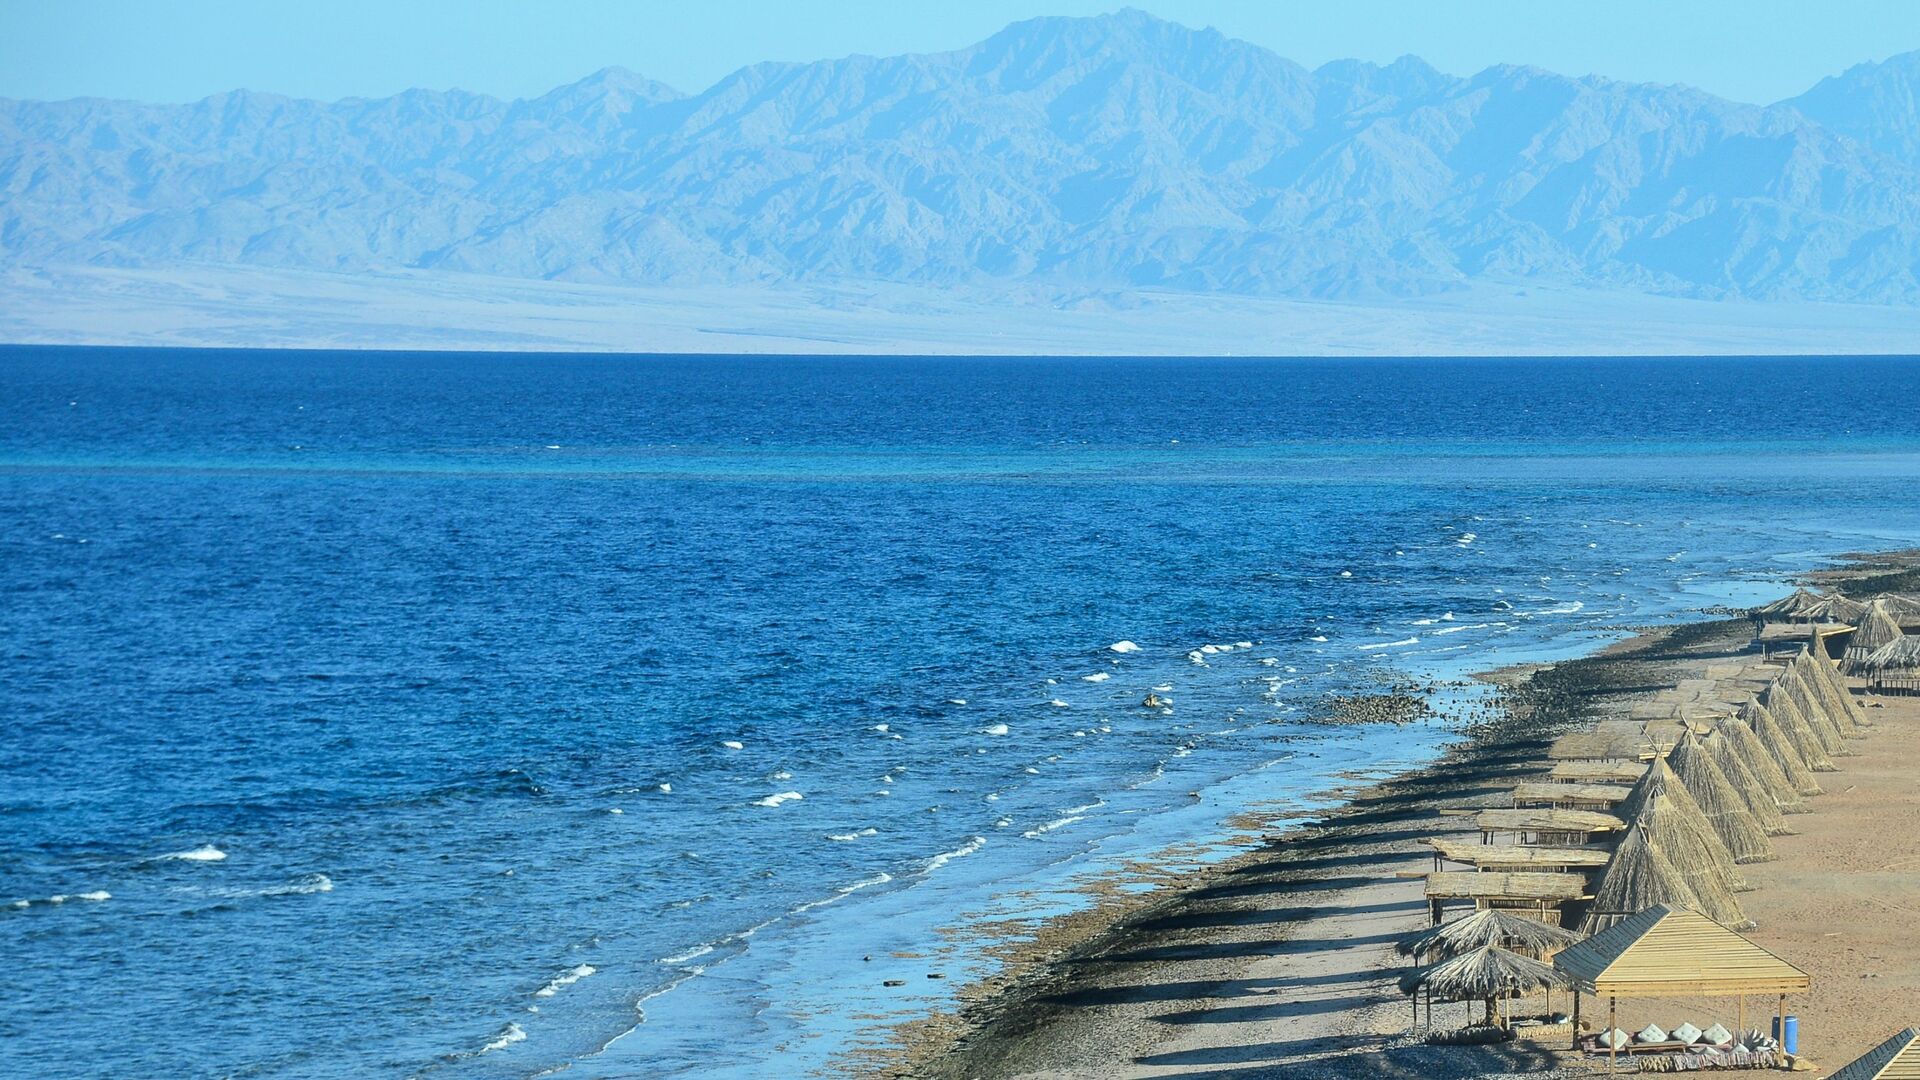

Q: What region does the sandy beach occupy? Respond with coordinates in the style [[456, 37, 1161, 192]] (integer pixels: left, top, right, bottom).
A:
[[901, 559, 1920, 1079]]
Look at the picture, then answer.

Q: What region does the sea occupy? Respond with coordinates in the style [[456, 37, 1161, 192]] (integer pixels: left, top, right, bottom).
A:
[[3, 349, 1919, 1079]]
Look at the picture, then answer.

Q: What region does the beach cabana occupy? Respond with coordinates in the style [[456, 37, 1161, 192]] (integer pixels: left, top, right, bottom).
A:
[[1423, 871, 1591, 925], [1846, 602, 1906, 670], [1666, 731, 1773, 863], [1511, 782, 1632, 811], [1861, 636, 1920, 695], [1398, 907, 1583, 964], [1400, 944, 1571, 1031], [1548, 732, 1656, 762], [1470, 808, 1625, 846], [1828, 1027, 1920, 1080], [1553, 904, 1810, 1067], [1423, 837, 1612, 874]]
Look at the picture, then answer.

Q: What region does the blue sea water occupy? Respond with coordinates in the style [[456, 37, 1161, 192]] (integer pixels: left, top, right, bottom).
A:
[[3, 349, 1919, 1079]]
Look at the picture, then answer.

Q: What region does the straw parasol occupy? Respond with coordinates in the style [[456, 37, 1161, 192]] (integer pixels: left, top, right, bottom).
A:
[[1847, 602, 1906, 669], [1763, 683, 1835, 771], [1796, 648, 1868, 734], [1780, 667, 1850, 754], [1716, 710, 1810, 813], [1398, 908, 1583, 964], [1580, 822, 1704, 934], [1616, 758, 1747, 895], [1802, 593, 1868, 623], [1742, 700, 1823, 796], [1701, 728, 1790, 835], [1667, 731, 1773, 863], [1881, 593, 1920, 626], [1752, 589, 1823, 622], [1399, 944, 1570, 1027]]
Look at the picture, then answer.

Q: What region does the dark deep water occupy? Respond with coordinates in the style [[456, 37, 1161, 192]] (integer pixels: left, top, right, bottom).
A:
[[3, 349, 1919, 1078]]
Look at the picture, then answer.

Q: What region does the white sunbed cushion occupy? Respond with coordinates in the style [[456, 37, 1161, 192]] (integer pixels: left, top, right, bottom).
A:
[[1701, 1023, 1732, 1045], [1601, 1028, 1631, 1049], [1671, 1022, 1703, 1044], [1636, 1023, 1668, 1044]]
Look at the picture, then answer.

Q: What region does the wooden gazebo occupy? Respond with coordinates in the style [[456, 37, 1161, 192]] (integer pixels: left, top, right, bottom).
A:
[[1422, 836, 1612, 874], [1549, 761, 1649, 785], [1469, 808, 1626, 846], [1552, 905, 1810, 1068], [1511, 782, 1633, 811], [1423, 871, 1590, 925]]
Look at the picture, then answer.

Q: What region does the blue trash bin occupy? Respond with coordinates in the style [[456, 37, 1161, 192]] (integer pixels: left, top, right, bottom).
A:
[[1772, 1014, 1799, 1055]]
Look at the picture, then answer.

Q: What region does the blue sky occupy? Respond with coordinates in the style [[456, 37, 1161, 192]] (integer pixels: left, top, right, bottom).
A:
[[5, 1, 1920, 105]]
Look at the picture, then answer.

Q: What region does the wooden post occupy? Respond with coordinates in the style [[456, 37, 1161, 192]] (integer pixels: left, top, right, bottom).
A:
[[1737, 995, 1745, 1042], [1778, 995, 1788, 1069], [1609, 996, 1617, 1070], [1572, 989, 1581, 1050]]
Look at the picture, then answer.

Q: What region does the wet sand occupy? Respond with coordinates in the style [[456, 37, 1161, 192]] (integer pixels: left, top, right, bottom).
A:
[[899, 588, 1920, 1079]]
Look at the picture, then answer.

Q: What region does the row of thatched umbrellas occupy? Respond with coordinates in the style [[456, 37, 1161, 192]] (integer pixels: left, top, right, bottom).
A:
[[1759, 588, 1920, 678], [1399, 593, 1891, 1031]]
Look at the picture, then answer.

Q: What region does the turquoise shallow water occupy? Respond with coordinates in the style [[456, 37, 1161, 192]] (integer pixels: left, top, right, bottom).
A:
[[2, 349, 1918, 1078]]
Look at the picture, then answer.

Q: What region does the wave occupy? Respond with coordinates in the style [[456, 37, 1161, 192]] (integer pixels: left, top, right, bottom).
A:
[[788, 872, 892, 917], [534, 964, 596, 998], [658, 944, 714, 966], [157, 844, 227, 862], [1081, 672, 1110, 682], [982, 723, 1010, 736], [480, 1022, 526, 1054], [1356, 637, 1419, 651], [1107, 640, 1139, 653], [752, 791, 803, 808], [1519, 601, 1585, 615], [826, 828, 879, 842], [924, 836, 985, 874], [13, 890, 111, 908], [1431, 622, 1492, 635]]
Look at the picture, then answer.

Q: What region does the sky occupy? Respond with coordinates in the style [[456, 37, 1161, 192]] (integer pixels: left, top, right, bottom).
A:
[[3, 1, 1919, 106]]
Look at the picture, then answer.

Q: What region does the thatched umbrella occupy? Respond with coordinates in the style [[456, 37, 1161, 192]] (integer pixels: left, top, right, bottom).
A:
[[1795, 648, 1868, 735], [1399, 944, 1570, 1029], [1580, 822, 1704, 934], [1616, 758, 1747, 895], [1780, 667, 1850, 754], [1398, 908, 1583, 965], [1881, 592, 1920, 626], [1752, 589, 1823, 622], [1702, 728, 1791, 835], [1667, 731, 1773, 863], [1716, 711, 1811, 813], [1742, 700, 1823, 797], [1861, 635, 1920, 679], [1763, 683, 1836, 771], [1805, 593, 1868, 623], [1847, 602, 1906, 670]]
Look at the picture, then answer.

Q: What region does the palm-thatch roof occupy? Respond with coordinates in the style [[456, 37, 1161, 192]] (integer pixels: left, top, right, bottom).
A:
[[1741, 701, 1823, 797], [1780, 667, 1851, 753], [1616, 758, 1746, 891], [1423, 837, 1613, 872], [1548, 761, 1650, 785], [1881, 592, 1920, 627], [1715, 711, 1810, 814], [1554, 905, 1807, 997], [1752, 589, 1823, 620], [1667, 731, 1774, 863], [1398, 944, 1570, 1001], [1827, 1027, 1920, 1080], [1861, 634, 1920, 674], [1580, 823, 1704, 935], [1795, 649, 1869, 734], [1398, 908, 1584, 963], [1701, 729, 1790, 835], [1762, 683, 1835, 771], [1803, 593, 1869, 623], [1852, 602, 1907, 655]]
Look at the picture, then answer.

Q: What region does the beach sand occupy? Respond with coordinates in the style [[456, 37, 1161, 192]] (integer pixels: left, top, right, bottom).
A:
[[899, 602, 1920, 1079]]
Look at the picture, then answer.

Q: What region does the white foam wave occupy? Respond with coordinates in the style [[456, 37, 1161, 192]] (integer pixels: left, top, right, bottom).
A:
[[659, 944, 714, 965], [481, 1023, 526, 1053], [1081, 672, 1110, 682], [1047, 699, 1068, 707], [160, 845, 227, 862], [789, 872, 893, 916], [753, 791, 803, 807], [257, 873, 333, 897], [534, 964, 597, 998], [1356, 637, 1419, 651], [1522, 601, 1585, 615], [720, 740, 744, 750], [1107, 640, 1139, 653], [982, 723, 1010, 736], [826, 828, 879, 842], [1431, 623, 1492, 635], [924, 836, 985, 874]]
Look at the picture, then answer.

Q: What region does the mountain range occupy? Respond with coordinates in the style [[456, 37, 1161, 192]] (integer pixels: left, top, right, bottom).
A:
[[10, 9, 1920, 310]]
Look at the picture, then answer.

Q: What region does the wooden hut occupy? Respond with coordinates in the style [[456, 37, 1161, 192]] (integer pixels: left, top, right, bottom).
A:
[[1470, 808, 1625, 846], [1828, 1027, 1920, 1080], [1553, 905, 1810, 1066], [1549, 761, 1648, 785], [1423, 837, 1612, 874], [1423, 871, 1591, 925], [1511, 782, 1632, 811]]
